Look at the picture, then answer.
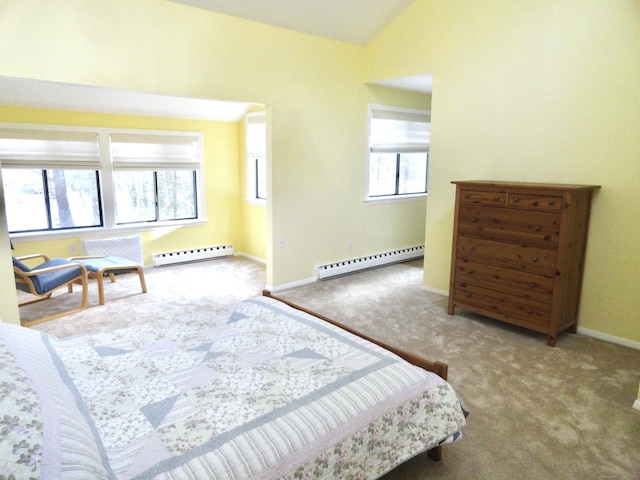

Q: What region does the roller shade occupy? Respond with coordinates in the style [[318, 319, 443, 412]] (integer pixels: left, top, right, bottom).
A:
[[369, 107, 430, 154], [110, 133, 201, 170], [0, 128, 100, 169], [246, 114, 266, 157]]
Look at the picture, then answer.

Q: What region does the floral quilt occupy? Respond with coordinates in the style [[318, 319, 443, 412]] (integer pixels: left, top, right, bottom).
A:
[[0, 296, 466, 479]]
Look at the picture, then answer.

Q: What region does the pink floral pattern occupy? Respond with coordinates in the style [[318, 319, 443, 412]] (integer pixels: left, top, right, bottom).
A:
[[0, 335, 42, 479], [287, 385, 463, 479]]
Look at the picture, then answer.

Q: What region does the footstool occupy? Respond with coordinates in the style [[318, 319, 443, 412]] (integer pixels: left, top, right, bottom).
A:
[[73, 256, 147, 305]]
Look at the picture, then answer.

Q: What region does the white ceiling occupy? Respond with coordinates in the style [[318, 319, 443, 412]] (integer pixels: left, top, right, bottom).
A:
[[0, 1, 432, 122], [168, 0, 414, 46], [371, 73, 433, 94], [0, 76, 253, 122]]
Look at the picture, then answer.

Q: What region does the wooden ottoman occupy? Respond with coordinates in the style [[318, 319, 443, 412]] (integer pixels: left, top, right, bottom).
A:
[[74, 256, 147, 305]]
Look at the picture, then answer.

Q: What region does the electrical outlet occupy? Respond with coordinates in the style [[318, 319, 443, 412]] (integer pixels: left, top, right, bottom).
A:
[[279, 237, 286, 248], [68, 245, 76, 255]]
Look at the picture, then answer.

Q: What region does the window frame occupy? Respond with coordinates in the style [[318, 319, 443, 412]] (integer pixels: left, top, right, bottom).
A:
[[245, 111, 267, 207], [365, 105, 430, 204], [1, 167, 104, 233], [108, 131, 203, 226], [0, 123, 206, 241]]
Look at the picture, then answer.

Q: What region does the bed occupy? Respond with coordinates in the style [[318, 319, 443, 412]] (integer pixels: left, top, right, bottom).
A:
[[0, 292, 467, 479]]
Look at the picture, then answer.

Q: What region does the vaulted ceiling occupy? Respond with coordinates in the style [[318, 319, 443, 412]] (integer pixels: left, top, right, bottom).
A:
[[1, 0, 430, 121], [167, 0, 415, 45]]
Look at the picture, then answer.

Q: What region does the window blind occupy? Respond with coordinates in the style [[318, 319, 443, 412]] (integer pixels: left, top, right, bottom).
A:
[[0, 128, 101, 169], [369, 107, 431, 153], [110, 133, 201, 170], [246, 114, 266, 157]]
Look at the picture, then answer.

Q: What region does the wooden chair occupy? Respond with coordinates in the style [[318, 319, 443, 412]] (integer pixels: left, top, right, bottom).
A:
[[13, 254, 89, 327]]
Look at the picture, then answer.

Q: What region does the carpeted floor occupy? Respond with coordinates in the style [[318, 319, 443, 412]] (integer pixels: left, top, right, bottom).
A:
[[23, 256, 640, 479]]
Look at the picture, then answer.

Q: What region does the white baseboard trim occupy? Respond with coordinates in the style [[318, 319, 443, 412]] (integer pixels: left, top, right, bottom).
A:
[[237, 252, 266, 264], [577, 327, 640, 351], [633, 400, 640, 412], [435, 294, 639, 350], [266, 277, 316, 293]]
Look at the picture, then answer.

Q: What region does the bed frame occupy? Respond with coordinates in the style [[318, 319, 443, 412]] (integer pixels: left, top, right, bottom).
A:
[[263, 290, 449, 462]]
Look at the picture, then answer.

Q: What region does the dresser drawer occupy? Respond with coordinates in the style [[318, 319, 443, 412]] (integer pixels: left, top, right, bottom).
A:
[[453, 282, 551, 329], [460, 189, 506, 206], [450, 181, 600, 346], [456, 235, 558, 275], [506, 192, 563, 211], [457, 205, 560, 248], [454, 259, 554, 303]]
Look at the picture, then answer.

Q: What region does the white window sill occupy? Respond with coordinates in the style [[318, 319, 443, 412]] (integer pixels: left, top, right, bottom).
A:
[[246, 198, 267, 207], [365, 193, 427, 205], [11, 218, 208, 243]]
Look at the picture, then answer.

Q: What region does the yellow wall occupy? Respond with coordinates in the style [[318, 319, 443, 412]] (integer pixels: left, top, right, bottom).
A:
[[365, 0, 640, 344], [3, 0, 636, 346], [1, 106, 244, 265], [0, 0, 428, 296], [0, 166, 20, 324]]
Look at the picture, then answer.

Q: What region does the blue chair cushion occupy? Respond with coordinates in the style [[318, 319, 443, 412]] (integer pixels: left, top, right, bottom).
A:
[[29, 258, 83, 295], [12, 256, 31, 273], [13, 257, 33, 294], [76, 256, 139, 274]]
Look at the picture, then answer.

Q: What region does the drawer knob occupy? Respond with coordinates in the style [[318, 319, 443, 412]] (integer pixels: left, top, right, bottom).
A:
[[469, 246, 476, 252], [513, 197, 519, 203], [465, 292, 472, 298], [527, 308, 533, 314], [529, 283, 536, 288], [494, 196, 500, 201], [532, 257, 538, 262], [471, 217, 478, 223], [535, 225, 542, 231], [548, 200, 555, 206], [464, 194, 470, 198]]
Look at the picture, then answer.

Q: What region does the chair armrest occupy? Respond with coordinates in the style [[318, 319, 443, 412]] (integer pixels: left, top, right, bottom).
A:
[[22, 262, 88, 277], [68, 255, 106, 260], [16, 253, 50, 262]]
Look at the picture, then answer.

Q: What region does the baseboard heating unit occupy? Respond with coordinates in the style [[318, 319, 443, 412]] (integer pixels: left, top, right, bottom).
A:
[[153, 245, 234, 267], [316, 245, 424, 280]]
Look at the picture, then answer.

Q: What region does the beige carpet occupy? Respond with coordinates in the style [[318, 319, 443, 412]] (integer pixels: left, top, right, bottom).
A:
[[22, 256, 640, 479]]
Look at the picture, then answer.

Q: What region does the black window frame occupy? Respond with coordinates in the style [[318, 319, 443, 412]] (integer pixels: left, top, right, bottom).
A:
[[3, 167, 104, 234]]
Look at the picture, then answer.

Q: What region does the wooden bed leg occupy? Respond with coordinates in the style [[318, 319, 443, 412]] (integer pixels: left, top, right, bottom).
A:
[[427, 446, 442, 462]]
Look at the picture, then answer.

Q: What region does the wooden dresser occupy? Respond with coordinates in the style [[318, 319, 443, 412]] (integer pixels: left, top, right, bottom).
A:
[[448, 181, 600, 346]]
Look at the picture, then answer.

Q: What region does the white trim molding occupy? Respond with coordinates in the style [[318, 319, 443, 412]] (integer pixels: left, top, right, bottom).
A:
[[267, 277, 316, 293], [577, 327, 640, 351]]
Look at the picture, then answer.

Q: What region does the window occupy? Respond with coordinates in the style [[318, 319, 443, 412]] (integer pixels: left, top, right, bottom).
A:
[[367, 105, 430, 200], [0, 129, 103, 233], [245, 112, 266, 205], [110, 133, 200, 224], [0, 125, 203, 235]]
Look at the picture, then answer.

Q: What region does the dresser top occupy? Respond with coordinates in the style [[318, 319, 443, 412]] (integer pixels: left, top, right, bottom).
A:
[[452, 180, 601, 192]]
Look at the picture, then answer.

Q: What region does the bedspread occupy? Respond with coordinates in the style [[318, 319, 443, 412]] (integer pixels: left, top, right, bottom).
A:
[[0, 296, 466, 479]]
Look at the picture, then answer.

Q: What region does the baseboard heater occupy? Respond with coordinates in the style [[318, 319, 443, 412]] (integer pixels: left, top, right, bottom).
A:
[[153, 244, 234, 267], [316, 245, 424, 280]]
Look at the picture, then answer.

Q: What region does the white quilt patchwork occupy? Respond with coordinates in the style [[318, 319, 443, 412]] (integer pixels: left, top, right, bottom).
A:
[[0, 297, 466, 479]]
